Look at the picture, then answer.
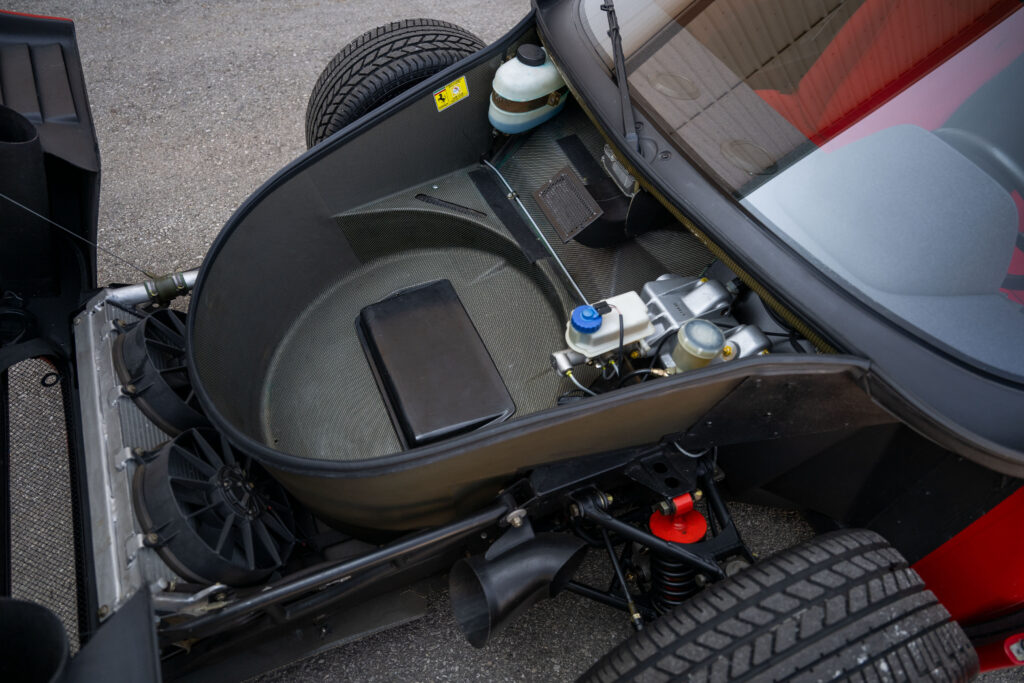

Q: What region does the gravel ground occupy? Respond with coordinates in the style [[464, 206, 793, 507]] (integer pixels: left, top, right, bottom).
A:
[[6, 1, 1018, 680]]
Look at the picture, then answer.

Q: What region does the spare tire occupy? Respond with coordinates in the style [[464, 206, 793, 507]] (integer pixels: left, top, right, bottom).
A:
[[305, 18, 484, 148], [580, 529, 978, 682]]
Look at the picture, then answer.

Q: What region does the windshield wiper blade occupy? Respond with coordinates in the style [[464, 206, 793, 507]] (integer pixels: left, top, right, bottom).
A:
[[601, 1, 641, 155]]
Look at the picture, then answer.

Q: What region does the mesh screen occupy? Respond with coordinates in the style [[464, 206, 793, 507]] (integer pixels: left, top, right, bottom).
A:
[[6, 358, 79, 651], [534, 166, 603, 241]]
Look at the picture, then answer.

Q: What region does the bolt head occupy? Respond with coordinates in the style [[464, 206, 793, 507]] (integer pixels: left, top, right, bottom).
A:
[[657, 500, 673, 516], [693, 489, 704, 502], [146, 533, 159, 545]]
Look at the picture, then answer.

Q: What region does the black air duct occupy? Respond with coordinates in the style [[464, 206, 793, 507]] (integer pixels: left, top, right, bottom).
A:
[[0, 598, 69, 683], [449, 528, 586, 647], [0, 106, 55, 295]]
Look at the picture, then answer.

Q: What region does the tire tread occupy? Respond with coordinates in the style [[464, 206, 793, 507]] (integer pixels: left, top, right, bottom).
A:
[[304, 19, 484, 147], [579, 530, 978, 683]]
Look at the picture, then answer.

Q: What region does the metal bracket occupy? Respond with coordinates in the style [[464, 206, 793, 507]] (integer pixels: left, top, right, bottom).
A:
[[151, 583, 229, 616]]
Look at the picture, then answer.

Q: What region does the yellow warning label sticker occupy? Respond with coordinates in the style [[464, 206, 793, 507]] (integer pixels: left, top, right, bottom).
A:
[[433, 75, 469, 112]]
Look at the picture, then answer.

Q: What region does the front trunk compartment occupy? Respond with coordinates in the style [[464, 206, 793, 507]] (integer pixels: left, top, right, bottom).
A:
[[184, 26, 864, 531]]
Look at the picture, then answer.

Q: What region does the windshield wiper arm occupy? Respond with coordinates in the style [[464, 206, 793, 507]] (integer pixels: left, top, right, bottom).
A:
[[601, 1, 641, 154]]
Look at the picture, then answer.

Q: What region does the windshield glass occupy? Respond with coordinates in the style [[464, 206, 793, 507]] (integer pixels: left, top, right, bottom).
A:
[[581, 0, 1024, 379]]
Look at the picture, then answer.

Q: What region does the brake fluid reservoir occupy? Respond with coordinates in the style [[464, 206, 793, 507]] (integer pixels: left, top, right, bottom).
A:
[[565, 292, 655, 358], [671, 319, 725, 373], [488, 44, 568, 134]]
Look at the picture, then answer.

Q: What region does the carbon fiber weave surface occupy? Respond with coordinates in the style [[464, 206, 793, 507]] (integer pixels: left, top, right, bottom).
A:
[[258, 104, 713, 462]]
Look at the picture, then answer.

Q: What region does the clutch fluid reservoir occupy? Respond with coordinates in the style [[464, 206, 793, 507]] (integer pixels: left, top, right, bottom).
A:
[[488, 44, 569, 134], [671, 319, 725, 373]]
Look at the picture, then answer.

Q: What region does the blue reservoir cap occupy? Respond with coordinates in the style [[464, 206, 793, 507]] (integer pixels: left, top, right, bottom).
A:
[[570, 305, 603, 334]]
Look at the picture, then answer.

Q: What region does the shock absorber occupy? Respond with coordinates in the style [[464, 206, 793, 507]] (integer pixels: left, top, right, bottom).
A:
[[648, 492, 708, 613]]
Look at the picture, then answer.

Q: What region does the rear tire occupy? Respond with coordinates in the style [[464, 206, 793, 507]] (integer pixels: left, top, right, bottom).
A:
[[580, 529, 978, 682], [304, 19, 484, 148]]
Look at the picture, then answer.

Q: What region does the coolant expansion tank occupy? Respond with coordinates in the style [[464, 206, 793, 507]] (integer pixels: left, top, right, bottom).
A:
[[488, 44, 568, 134]]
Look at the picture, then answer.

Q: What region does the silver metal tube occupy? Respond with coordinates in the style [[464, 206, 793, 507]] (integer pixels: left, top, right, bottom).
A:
[[105, 269, 199, 307], [481, 159, 589, 305]]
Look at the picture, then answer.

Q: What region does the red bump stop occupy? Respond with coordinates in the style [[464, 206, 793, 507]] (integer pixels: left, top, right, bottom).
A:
[[649, 493, 708, 544]]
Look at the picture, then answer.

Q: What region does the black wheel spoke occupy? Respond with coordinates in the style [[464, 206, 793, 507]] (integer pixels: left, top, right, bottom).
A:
[[145, 337, 184, 355], [168, 475, 212, 489], [172, 486, 209, 508], [253, 519, 282, 565], [214, 513, 236, 555], [220, 435, 237, 465], [185, 500, 218, 519], [261, 507, 296, 543], [169, 476, 213, 506], [168, 311, 187, 335], [241, 521, 255, 570], [172, 444, 216, 476], [193, 431, 224, 469], [148, 316, 184, 346]]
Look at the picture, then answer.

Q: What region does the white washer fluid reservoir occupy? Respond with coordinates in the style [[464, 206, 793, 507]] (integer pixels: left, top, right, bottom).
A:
[[488, 44, 569, 134]]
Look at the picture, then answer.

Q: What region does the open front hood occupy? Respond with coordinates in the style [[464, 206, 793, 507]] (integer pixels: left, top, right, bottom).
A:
[[533, 0, 1024, 471]]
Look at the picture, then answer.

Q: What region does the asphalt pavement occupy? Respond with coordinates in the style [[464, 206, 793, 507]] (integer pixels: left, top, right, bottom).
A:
[[5, 2, 1016, 681]]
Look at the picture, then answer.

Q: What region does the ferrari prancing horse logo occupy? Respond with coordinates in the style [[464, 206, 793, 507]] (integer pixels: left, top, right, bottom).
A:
[[434, 76, 469, 112]]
